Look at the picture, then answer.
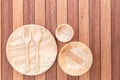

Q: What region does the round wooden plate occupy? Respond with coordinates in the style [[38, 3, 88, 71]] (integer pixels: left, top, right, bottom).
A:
[[6, 24, 57, 76], [58, 42, 93, 76]]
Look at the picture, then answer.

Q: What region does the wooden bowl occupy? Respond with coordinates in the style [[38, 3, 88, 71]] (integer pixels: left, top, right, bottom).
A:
[[58, 42, 93, 76], [6, 24, 57, 76], [55, 24, 74, 42]]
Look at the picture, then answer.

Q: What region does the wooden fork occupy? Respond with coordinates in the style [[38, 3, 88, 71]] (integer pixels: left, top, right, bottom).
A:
[[23, 27, 31, 72]]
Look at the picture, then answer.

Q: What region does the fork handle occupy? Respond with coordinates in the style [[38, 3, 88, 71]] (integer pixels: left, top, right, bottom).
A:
[[36, 44, 39, 72], [25, 43, 29, 72]]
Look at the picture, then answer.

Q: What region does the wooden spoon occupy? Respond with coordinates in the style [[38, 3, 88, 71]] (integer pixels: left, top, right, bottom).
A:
[[32, 29, 42, 72]]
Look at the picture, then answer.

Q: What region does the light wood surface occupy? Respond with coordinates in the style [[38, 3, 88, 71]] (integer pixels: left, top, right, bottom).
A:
[[6, 25, 57, 76], [101, 0, 111, 80], [1, 0, 119, 80]]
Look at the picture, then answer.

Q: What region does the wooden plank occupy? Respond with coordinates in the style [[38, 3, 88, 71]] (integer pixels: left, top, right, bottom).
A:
[[23, 0, 35, 24], [35, 0, 45, 80], [101, 0, 111, 80], [67, 0, 79, 80], [79, 0, 89, 44], [1, 0, 13, 80], [13, 0, 23, 29], [23, 0, 35, 80], [45, 0, 57, 34], [45, 0, 57, 80], [68, 0, 79, 41], [89, 0, 101, 80], [57, 0, 67, 80], [13, 0, 23, 80], [35, 74, 45, 80], [111, 0, 120, 80], [0, 0, 1, 80], [79, 0, 89, 80], [57, 0, 67, 24], [35, 0, 45, 26]]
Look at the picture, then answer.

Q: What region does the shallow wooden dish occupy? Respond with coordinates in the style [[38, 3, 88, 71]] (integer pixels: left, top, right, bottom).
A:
[[6, 24, 57, 76], [58, 42, 93, 76], [55, 24, 74, 42]]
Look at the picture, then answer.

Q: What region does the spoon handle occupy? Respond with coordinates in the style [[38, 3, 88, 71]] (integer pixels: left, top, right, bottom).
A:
[[36, 44, 39, 72], [26, 43, 30, 72]]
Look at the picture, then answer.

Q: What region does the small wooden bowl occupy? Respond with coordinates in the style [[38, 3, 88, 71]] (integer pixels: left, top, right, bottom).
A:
[[58, 42, 93, 76], [6, 24, 57, 76], [55, 24, 74, 42]]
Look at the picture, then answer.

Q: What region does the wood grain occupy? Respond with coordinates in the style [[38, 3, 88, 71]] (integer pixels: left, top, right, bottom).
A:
[[79, 0, 89, 80], [23, 0, 35, 80], [89, 0, 101, 80], [57, 0, 67, 80], [45, 0, 57, 80], [35, 0, 45, 26], [13, 0, 23, 80], [1, 0, 13, 80], [111, 0, 120, 80], [101, 0, 111, 80], [67, 0, 79, 80], [23, 0, 35, 24], [0, 0, 1, 80], [35, 0, 45, 80], [68, 0, 79, 41], [57, 0, 67, 25], [0, 0, 120, 80]]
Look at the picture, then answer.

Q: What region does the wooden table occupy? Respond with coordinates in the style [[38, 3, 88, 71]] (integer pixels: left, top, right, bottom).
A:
[[0, 0, 120, 80]]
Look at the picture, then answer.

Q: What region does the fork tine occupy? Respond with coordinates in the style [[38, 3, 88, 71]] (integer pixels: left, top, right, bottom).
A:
[[25, 27, 27, 37], [28, 27, 31, 38], [24, 27, 26, 37], [24, 26, 31, 38], [27, 27, 29, 37], [25, 27, 28, 37], [23, 27, 25, 37], [26, 27, 28, 37]]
